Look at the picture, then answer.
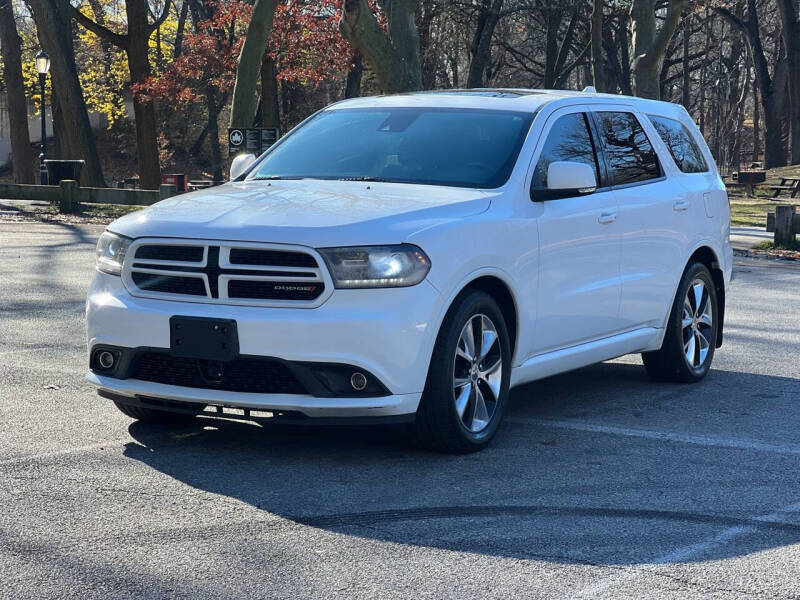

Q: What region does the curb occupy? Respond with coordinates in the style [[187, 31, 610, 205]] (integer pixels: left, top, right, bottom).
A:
[[734, 247, 800, 262]]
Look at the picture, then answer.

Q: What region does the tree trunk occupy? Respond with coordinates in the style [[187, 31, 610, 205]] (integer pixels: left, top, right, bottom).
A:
[[28, 0, 105, 186], [630, 0, 685, 99], [174, 0, 190, 58], [417, 0, 436, 89], [230, 0, 278, 128], [345, 52, 364, 98], [339, 0, 422, 93], [126, 0, 161, 189], [205, 88, 222, 182], [776, 0, 800, 164], [590, 0, 605, 92], [752, 78, 760, 163], [0, 0, 34, 183], [466, 0, 503, 88], [681, 10, 691, 109], [259, 55, 280, 130]]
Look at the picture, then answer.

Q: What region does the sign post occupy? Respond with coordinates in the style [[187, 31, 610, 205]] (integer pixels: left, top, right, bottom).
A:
[[228, 127, 279, 157]]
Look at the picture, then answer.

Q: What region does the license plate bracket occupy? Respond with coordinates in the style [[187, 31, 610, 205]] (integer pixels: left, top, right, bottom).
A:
[[170, 316, 239, 361]]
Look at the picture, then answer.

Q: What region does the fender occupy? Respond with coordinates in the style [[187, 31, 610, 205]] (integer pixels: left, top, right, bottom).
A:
[[425, 266, 523, 367]]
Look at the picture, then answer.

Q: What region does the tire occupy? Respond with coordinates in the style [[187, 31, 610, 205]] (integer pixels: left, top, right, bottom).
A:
[[113, 400, 197, 424], [642, 262, 718, 383], [412, 290, 511, 453]]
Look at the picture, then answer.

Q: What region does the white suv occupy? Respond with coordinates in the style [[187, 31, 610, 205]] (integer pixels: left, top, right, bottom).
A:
[[87, 89, 732, 452]]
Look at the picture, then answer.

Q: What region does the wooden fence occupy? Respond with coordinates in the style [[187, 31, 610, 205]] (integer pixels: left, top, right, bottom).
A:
[[0, 180, 178, 212]]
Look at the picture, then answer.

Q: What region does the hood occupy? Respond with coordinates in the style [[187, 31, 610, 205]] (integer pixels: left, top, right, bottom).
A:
[[109, 179, 493, 246]]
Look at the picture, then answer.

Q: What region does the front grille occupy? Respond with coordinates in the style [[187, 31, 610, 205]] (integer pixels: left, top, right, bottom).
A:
[[132, 352, 307, 394], [124, 240, 328, 306], [135, 245, 204, 262], [229, 248, 318, 268], [227, 280, 323, 300], [132, 272, 206, 296]]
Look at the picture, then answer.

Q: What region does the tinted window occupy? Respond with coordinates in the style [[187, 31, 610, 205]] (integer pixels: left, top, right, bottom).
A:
[[532, 113, 599, 189], [248, 107, 534, 189], [596, 112, 661, 186], [648, 115, 709, 173]]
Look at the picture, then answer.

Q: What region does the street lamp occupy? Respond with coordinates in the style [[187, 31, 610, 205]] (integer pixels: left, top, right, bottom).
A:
[[35, 50, 51, 184]]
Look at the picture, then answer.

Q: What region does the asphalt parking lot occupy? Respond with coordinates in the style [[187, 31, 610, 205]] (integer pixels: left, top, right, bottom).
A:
[[2, 220, 800, 599]]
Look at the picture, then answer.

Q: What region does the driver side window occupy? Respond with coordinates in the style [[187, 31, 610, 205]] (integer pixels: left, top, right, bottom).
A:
[[532, 113, 600, 190]]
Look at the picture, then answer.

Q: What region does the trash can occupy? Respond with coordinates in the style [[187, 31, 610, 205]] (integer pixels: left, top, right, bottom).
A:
[[44, 160, 85, 186]]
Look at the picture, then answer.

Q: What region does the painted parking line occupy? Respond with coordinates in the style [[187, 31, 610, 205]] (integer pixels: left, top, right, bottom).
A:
[[506, 416, 800, 456]]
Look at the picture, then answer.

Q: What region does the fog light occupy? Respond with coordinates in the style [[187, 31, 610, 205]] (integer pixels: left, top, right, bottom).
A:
[[97, 351, 115, 370], [350, 372, 367, 391]]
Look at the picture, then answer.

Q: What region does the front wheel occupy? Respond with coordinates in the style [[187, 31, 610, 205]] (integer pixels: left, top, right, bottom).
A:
[[642, 262, 718, 383], [412, 290, 511, 453]]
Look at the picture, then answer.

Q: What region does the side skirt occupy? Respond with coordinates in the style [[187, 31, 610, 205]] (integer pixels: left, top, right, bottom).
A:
[[510, 327, 662, 388]]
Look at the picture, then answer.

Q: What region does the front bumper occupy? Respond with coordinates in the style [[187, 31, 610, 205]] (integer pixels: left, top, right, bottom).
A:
[[86, 271, 441, 418]]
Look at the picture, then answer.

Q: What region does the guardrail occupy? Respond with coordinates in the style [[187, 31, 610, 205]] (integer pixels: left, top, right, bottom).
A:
[[0, 180, 178, 212]]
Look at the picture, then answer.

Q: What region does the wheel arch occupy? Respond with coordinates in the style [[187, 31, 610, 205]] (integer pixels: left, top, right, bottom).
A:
[[686, 245, 725, 348], [452, 274, 520, 361]]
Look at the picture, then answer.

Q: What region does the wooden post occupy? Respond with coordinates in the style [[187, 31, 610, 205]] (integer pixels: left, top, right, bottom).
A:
[[59, 179, 78, 213], [774, 205, 797, 248], [767, 212, 775, 232]]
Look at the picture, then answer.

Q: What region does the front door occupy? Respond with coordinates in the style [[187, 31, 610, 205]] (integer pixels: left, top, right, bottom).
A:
[[528, 108, 622, 356]]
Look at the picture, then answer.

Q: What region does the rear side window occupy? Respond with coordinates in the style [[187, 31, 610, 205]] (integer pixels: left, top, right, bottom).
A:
[[648, 115, 709, 173], [532, 113, 599, 189], [595, 112, 661, 186]]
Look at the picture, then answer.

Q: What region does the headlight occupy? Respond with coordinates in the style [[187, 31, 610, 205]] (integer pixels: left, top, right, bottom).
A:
[[318, 244, 431, 288], [95, 231, 131, 275]]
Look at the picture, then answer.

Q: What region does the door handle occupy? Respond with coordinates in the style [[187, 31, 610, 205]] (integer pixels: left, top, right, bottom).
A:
[[673, 199, 690, 212], [598, 212, 617, 225]]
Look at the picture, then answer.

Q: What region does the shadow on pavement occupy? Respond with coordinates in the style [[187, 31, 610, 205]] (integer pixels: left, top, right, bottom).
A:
[[123, 361, 800, 566]]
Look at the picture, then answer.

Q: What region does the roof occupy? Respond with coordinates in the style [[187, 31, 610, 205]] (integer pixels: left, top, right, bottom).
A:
[[328, 88, 690, 119]]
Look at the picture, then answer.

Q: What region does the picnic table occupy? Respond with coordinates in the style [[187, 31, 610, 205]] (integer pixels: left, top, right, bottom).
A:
[[770, 176, 800, 199], [187, 180, 222, 192]]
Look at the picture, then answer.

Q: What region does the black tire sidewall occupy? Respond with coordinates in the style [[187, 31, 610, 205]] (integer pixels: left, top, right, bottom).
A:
[[666, 263, 718, 381], [421, 290, 512, 450]]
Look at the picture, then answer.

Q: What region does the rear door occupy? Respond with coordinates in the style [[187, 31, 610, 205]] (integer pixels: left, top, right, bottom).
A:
[[589, 108, 689, 330], [527, 106, 623, 356]]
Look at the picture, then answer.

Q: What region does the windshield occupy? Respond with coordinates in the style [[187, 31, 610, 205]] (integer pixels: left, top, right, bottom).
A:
[[248, 107, 534, 189]]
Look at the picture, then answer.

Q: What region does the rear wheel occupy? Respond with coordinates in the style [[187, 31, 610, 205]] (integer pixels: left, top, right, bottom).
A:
[[642, 262, 718, 383], [412, 290, 511, 453], [113, 400, 197, 424]]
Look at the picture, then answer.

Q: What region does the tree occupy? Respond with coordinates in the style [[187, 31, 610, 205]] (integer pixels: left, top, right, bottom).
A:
[[27, 0, 105, 186], [0, 0, 34, 183], [630, 0, 685, 99], [717, 0, 788, 168], [339, 0, 422, 93], [72, 0, 172, 189], [229, 0, 277, 128], [466, 0, 503, 88]]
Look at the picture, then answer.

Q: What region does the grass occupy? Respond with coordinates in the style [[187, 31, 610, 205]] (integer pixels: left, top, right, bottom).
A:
[[728, 198, 794, 227], [725, 164, 800, 227]]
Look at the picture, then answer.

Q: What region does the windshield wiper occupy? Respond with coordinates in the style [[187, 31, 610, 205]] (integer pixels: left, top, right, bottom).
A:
[[250, 175, 307, 181], [337, 176, 393, 182]]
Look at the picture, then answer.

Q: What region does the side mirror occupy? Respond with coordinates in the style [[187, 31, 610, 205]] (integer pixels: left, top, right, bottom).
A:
[[533, 161, 597, 201], [229, 153, 256, 181]]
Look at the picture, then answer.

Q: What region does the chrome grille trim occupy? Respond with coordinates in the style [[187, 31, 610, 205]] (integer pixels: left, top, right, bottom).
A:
[[121, 238, 332, 308]]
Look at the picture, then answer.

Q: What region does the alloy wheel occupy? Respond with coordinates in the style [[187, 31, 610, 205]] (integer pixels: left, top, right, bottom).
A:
[[682, 278, 714, 369], [452, 314, 503, 433]]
